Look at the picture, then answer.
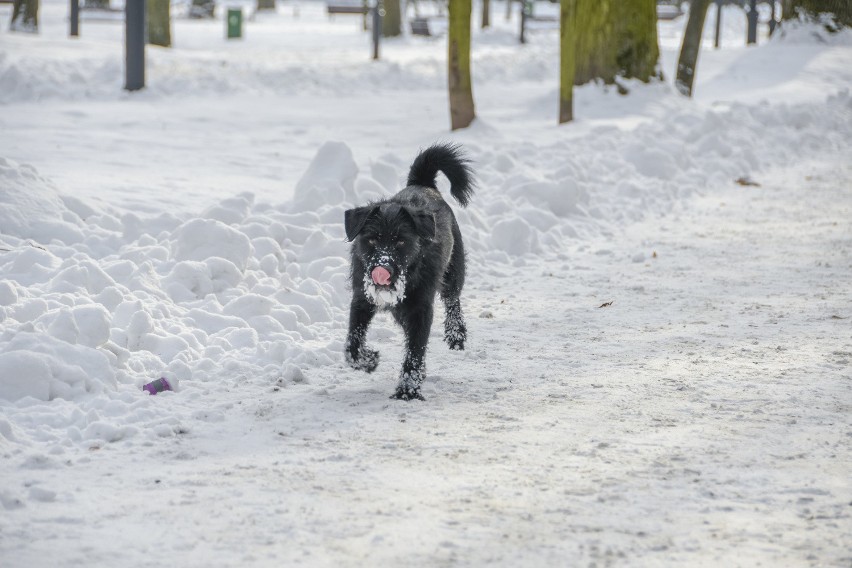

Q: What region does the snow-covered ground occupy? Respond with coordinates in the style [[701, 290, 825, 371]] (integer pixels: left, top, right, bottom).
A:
[[1, 1, 850, 565]]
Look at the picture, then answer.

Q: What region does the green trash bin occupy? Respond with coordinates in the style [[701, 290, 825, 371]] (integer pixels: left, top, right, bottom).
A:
[[227, 7, 243, 39]]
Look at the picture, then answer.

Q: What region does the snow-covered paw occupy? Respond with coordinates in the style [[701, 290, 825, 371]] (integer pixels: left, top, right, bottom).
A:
[[393, 367, 425, 401], [391, 387, 425, 401], [444, 326, 466, 350], [345, 347, 379, 373]]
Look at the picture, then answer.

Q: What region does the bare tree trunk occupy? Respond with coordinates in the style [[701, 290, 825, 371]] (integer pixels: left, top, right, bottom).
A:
[[10, 0, 38, 32], [448, 0, 475, 130], [147, 0, 171, 47], [505, 0, 512, 21], [84, 0, 109, 8], [675, 0, 711, 96], [482, 0, 490, 28], [559, 0, 575, 124], [382, 0, 402, 37]]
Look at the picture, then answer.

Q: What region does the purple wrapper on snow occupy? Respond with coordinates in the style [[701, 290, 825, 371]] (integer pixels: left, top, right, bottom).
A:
[[142, 378, 172, 395]]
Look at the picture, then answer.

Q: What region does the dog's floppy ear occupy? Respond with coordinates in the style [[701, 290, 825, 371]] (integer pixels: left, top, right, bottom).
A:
[[344, 205, 376, 242], [403, 208, 436, 241]]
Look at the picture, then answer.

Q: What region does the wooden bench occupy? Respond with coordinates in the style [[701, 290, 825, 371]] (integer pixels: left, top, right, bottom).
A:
[[326, 2, 369, 16], [410, 17, 430, 36]]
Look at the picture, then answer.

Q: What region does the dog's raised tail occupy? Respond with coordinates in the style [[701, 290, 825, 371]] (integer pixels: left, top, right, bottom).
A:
[[407, 143, 475, 207]]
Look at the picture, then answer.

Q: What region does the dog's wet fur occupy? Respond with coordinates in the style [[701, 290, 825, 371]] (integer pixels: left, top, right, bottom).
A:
[[344, 144, 475, 400]]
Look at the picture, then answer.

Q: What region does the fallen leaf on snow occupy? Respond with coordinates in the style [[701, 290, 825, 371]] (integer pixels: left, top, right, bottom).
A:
[[735, 176, 761, 187]]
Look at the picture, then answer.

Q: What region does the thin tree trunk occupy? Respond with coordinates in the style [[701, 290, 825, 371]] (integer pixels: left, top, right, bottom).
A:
[[10, 0, 38, 32], [675, 0, 711, 96], [559, 0, 575, 124], [382, 0, 402, 37], [505, 0, 512, 21], [448, 0, 475, 130], [147, 0, 171, 47], [482, 0, 490, 28]]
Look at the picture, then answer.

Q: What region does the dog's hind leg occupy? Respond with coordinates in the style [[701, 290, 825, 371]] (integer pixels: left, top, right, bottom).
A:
[[442, 295, 466, 351], [441, 232, 467, 351], [345, 298, 379, 373], [392, 303, 434, 401]]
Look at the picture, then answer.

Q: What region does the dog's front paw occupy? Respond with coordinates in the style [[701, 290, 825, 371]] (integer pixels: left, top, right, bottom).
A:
[[346, 348, 380, 373], [391, 387, 425, 401], [444, 327, 466, 351]]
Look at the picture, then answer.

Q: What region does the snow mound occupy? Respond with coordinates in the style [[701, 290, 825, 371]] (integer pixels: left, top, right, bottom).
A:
[[172, 219, 252, 272], [0, 158, 85, 244], [293, 141, 360, 210], [0, 332, 116, 402]]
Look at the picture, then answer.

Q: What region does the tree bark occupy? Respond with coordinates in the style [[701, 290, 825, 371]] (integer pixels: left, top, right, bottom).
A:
[[573, 0, 614, 84], [84, 0, 109, 8], [573, 0, 659, 86], [381, 0, 401, 37], [613, 0, 660, 81], [448, 0, 475, 130], [675, 0, 711, 97], [559, 0, 575, 124], [256, 0, 276, 11], [10, 0, 38, 32], [782, 0, 852, 29], [482, 0, 490, 28], [147, 0, 171, 47]]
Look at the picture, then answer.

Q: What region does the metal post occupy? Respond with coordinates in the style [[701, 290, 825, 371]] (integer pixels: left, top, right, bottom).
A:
[[714, 0, 722, 48], [125, 0, 145, 91], [70, 0, 79, 37], [746, 0, 758, 44], [372, 2, 381, 60], [769, 1, 777, 36]]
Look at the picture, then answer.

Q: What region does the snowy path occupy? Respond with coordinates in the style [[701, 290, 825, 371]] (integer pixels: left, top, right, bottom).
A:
[[4, 156, 849, 567]]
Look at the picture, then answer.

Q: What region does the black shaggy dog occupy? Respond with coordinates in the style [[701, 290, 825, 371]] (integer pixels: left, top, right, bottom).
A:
[[344, 144, 475, 401]]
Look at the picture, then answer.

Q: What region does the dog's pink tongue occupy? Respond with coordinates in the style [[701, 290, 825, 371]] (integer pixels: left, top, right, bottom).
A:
[[371, 266, 391, 286]]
